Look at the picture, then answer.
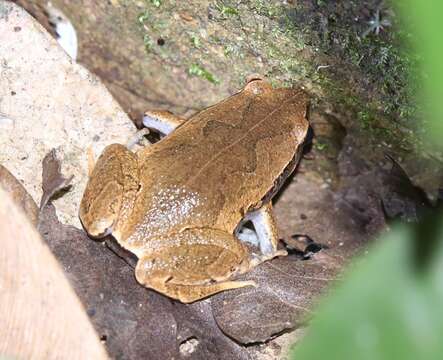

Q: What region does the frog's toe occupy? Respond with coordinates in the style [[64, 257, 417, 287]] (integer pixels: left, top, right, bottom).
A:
[[126, 128, 151, 149], [250, 249, 288, 268], [138, 275, 256, 303], [135, 254, 256, 302]]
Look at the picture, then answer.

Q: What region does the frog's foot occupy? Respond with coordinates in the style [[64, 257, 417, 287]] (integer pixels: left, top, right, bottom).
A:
[[249, 249, 288, 268], [143, 110, 187, 136], [134, 228, 254, 302], [236, 202, 287, 264], [126, 128, 151, 150]]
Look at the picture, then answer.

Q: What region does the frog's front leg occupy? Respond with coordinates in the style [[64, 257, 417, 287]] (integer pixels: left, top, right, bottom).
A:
[[79, 144, 139, 238], [143, 110, 187, 136], [236, 202, 287, 266], [135, 228, 255, 303]]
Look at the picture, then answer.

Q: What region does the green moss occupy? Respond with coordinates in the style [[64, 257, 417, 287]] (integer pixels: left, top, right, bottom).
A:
[[188, 64, 220, 85], [249, 0, 281, 18], [215, 3, 239, 17], [143, 34, 154, 51], [150, 0, 162, 8], [133, 0, 421, 156], [223, 44, 233, 57], [314, 142, 328, 151], [318, 4, 416, 123], [137, 11, 150, 25], [189, 34, 201, 49]]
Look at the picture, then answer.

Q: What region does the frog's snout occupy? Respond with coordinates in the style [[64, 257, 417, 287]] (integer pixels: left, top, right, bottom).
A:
[[79, 203, 115, 239], [79, 186, 121, 239], [81, 217, 114, 239]]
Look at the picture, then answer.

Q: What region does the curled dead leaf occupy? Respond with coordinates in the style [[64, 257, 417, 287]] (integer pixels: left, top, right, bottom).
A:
[[0, 164, 39, 226], [40, 149, 73, 210]]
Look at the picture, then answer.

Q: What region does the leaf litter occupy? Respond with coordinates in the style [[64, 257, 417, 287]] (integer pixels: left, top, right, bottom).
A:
[[32, 105, 432, 358]]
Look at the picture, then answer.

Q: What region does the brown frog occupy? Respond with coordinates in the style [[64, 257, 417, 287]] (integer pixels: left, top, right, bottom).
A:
[[79, 79, 309, 303]]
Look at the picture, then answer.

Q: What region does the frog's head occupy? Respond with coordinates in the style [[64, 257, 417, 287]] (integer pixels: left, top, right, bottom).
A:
[[79, 178, 122, 239]]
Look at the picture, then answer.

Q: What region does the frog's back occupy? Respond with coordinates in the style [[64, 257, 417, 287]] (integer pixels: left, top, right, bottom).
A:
[[131, 80, 309, 240]]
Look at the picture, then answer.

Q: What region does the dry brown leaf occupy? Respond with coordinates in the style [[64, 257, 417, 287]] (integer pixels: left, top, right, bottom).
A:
[[211, 169, 385, 343], [35, 111, 391, 353], [212, 256, 338, 344], [210, 112, 386, 344], [39, 149, 74, 210], [39, 203, 253, 359], [0, 187, 107, 359], [0, 164, 39, 226], [36, 148, 253, 359]]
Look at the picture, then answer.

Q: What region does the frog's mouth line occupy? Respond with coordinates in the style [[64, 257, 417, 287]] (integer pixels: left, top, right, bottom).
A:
[[79, 213, 114, 240], [101, 225, 114, 237]]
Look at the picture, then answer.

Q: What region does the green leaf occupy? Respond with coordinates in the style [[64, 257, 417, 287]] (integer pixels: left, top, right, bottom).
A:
[[291, 225, 443, 360], [291, 1, 443, 359]]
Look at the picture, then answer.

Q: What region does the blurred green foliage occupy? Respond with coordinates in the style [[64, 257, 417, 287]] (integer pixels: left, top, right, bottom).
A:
[[291, 1, 443, 359], [399, 1, 443, 145], [291, 225, 443, 359], [188, 64, 220, 84]]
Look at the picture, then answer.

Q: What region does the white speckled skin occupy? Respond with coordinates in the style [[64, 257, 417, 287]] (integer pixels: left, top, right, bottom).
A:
[[79, 79, 309, 302]]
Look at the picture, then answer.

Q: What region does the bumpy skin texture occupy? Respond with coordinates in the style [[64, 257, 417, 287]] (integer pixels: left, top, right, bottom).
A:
[[79, 80, 309, 303]]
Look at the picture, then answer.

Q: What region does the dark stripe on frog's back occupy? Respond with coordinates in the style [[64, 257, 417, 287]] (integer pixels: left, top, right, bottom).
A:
[[182, 86, 304, 185], [185, 89, 301, 209], [133, 86, 307, 234]]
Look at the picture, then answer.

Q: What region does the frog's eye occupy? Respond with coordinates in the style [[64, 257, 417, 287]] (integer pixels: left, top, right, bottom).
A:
[[245, 74, 265, 84]]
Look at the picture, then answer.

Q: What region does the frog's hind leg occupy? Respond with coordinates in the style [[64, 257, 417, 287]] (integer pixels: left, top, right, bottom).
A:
[[236, 203, 287, 266], [143, 110, 187, 136], [135, 228, 255, 303], [144, 278, 256, 304]]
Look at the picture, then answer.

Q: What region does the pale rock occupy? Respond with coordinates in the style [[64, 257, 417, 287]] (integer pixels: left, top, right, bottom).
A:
[[0, 2, 136, 227]]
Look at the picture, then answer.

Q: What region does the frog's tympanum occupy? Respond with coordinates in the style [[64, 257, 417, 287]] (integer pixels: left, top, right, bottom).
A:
[[79, 79, 309, 303]]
